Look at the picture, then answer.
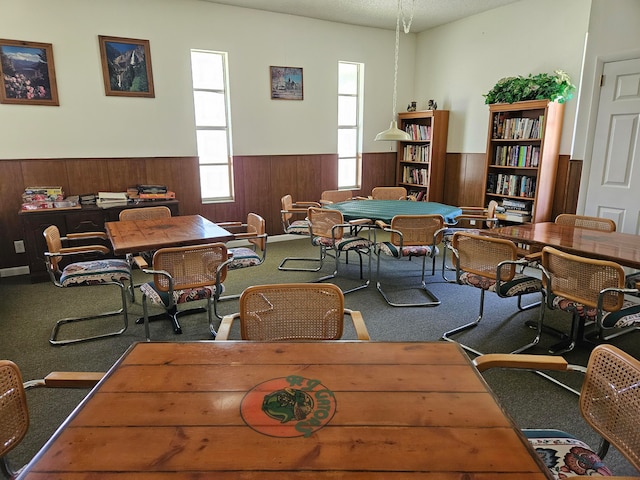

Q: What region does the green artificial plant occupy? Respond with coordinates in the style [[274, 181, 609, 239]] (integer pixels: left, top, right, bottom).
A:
[[484, 70, 576, 105]]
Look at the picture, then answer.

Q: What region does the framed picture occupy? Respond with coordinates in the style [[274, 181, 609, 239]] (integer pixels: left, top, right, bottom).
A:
[[270, 66, 303, 100], [0, 39, 59, 106], [98, 35, 155, 97]]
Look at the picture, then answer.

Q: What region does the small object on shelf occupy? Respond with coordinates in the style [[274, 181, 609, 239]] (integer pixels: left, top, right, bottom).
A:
[[407, 101, 417, 112], [427, 99, 437, 110]]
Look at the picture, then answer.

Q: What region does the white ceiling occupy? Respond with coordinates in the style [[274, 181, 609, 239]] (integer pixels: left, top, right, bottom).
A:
[[200, 0, 522, 32]]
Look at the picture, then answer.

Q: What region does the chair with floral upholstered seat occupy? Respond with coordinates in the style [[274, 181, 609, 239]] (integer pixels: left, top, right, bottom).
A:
[[43, 225, 133, 346], [278, 194, 322, 271]]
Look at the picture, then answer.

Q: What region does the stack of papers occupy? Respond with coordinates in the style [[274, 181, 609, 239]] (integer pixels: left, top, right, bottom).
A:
[[97, 192, 128, 208]]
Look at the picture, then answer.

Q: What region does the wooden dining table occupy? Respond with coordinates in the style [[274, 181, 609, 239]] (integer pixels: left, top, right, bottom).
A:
[[105, 214, 234, 256], [18, 341, 551, 479], [483, 221, 640, 269]]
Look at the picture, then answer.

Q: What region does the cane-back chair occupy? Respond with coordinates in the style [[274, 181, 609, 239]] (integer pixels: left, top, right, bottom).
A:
[[371, 186, 409, 200], [216, 283, 370, 341], [537, 246, 640, 354], [555, 214, 616, 232], [140, 242, 231, 340], [43, 225, 133, 345], [375, 214, 445, 307], [278, 194, 322, 271], [441, 232, 542, 355], [0, 360, 102, 479], [473, 344, 640, 479], [217, 212, 267, 270], [320, 189, 354, 205], [118, 205, 173, 273], [307, 206, 374, 294]]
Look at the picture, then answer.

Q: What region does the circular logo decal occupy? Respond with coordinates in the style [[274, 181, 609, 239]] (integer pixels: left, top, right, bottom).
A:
[[240, 375, 337, 437]]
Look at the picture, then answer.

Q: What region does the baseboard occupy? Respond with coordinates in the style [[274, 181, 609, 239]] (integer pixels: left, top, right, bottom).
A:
[[0, 266, 30, 278]]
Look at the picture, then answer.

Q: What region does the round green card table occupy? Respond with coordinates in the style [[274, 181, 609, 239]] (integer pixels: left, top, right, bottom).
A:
[[328, 199, 462, 224]]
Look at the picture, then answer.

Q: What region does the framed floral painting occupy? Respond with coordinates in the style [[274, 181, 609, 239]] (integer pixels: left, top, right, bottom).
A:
[[99, 35, 155, 97], [0, 39, 59, 106]]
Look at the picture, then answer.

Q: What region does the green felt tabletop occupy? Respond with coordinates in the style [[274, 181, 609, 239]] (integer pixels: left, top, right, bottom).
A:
[[328, 200, 462, 224]]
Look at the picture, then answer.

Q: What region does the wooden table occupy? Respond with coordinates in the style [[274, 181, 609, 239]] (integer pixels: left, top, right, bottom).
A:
[[105, 214, 234, 255], [18, 341, 551, 479], [484, 222, 640, 269], [328, 199, 463, 224]]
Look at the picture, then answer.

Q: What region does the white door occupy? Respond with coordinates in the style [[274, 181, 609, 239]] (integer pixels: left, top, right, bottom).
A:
[[584, 58, 640, 234]]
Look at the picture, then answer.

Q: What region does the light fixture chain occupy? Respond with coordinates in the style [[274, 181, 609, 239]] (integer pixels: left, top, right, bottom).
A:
[[400, 0, 415, 34], [392, 1, 400, 117]]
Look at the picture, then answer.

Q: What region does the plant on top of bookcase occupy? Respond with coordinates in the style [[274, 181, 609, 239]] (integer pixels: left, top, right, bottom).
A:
[[484, 70, 575, 105]]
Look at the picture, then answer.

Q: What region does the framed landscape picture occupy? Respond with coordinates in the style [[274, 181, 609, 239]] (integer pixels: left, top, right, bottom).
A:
[[98, 35, 155, 97], [0, 39, 59, 106], [270, 66, 303, 100]]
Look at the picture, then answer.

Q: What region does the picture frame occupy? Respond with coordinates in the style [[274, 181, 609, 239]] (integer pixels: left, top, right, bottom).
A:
[[270, 66, 303, 100], [98, 35, 155, 98], [0, 39, 59, 106]]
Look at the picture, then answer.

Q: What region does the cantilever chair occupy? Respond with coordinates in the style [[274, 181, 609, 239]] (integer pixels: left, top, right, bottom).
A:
[[555, 213, 616, 232], [140, 242, 232, 340], [307, 206, 374, 294], [537, 246, 640, 354], [43, 225, 133, 346], [0, 360, 103, 479], [441, 232, 542, 356], [371, 186, 409, 200], [473, 344, 640, 479], [441, 200, 500, 282], [319, 189, 354, 205], [375, 214, 445, 307], [278, 194, 322, 271], [216, 283, 370, 341]]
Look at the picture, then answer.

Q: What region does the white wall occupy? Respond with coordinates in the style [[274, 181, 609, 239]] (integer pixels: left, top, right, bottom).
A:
[[0, 0, 415, 158], [414, 0, 590, 154]]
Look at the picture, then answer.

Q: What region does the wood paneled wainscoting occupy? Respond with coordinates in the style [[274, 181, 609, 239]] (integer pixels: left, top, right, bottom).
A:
[[0, 153, 396, 272]]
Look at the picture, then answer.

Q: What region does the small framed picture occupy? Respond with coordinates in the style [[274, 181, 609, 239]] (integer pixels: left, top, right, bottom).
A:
[[270, 66, 303, 100], [0, 39, 59, 106], [98, 35, 155, 97]]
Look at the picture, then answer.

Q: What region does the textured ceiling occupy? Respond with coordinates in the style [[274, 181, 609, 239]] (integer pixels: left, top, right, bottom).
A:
[[200, 0, 522, 32]]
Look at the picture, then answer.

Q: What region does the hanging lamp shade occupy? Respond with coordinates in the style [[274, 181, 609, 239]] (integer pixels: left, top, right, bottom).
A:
[[375, 120, 411, 141]]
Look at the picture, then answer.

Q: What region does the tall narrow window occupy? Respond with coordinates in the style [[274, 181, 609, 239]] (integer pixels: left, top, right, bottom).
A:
[[190, 50, 233, 202], [338, 62, 364, 189]]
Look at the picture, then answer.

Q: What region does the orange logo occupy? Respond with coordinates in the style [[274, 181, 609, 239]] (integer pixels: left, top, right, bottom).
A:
[[241, 376, 336, 437]]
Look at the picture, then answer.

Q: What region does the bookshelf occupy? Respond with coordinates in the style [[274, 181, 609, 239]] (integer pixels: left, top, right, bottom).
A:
[[483, 99, 564, 223], [396, 110, 449, 202]]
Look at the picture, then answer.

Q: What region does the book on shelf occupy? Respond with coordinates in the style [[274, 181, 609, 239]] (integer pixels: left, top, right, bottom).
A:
[[497, 211, 532, 223]]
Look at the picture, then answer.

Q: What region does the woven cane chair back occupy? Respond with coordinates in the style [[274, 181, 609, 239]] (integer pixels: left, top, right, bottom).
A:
[[308, 207, 346, 240], [371, 186, 407, 200], [0, 361, 28, 460], [580, 344, 640, 471], [541, 246, 625, 311], [321, 189, 353, 204], [43, 225, 64, 271], [151, 243, 228, 292], [452, 232, 518, 282], [246, 212, 266, 251], [555, 214, 616, 232], [389, 214, 444, 247], [118, 206, 171, 221], [238, 283, 346, 341], [280, 194, 296, 226]]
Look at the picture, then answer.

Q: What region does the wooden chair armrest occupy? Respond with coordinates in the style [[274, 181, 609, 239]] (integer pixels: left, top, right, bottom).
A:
[[375, 220, 389, 229], [216, 313, 239, 340], [48, 245, 111, 256], [294, 201, 321, 207], [346, 309, 370, 340], [319, 200, 334, 205], [66, 231, 108, 241], [473, 353, 569, 373], [348, 218, 372, 226], [216, 221, 243, 228], [524, 251, 543, 262], [133, 256, 148, 269], [44, 371, 104, 388], [353, 196, 370, 200]]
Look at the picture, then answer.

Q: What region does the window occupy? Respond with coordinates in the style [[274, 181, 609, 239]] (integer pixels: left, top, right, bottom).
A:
[[337, 62, 364, 189], [190, 50, 233, 202]]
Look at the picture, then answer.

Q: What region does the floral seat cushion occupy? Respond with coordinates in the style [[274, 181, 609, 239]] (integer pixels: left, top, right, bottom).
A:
[[377, 242, 439, 258], [551, 296, 640, 328], [523, 429, 612, 478], [140, 281, 225, 307], [60, 259, 131, 287], [459, 271, 541, 296], [228, 247, 262, 269], [312, 235, 371, 251], [286, 219, 310, 235]]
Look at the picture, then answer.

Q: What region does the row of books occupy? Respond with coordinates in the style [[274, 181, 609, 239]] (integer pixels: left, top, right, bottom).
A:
[[404, 123, 432, 141], [402, 166, 430, 186], [496, 198, 532, 223], [402, 144, 430, 162], [492, 144, 540, 167], [492, 114, 544, 140], [487, 173, 537, 198], [408, 190, 427, 201]]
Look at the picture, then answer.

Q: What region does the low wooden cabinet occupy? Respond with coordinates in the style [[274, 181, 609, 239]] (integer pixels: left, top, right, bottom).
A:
[[20, 200, 180, 282]]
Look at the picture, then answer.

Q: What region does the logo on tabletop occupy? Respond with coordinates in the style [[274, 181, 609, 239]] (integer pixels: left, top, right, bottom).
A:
[[240, 375, 336, 438]]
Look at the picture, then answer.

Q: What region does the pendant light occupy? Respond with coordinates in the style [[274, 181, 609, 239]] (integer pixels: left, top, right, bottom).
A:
[[375, 0, 414, 142]]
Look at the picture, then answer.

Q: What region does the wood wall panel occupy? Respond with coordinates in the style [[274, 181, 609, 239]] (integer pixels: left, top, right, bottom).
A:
[[107, 158, 146, 192], [0, 161, 27, 267], [443, 153, 485, 207], [21, 160, 68, 189], [66, 159, 111, 195]]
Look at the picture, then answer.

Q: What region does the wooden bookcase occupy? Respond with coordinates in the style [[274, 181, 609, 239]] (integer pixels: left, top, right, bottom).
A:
[[396, 110, 449, 202], [483, 99, 564, 223]]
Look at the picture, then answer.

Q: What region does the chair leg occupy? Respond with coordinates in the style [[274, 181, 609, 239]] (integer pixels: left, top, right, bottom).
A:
[[441, 289, 486, 356], [376, 254, 440, 307], [50, 281, 129, 346], [278, 236, 326, 272]]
